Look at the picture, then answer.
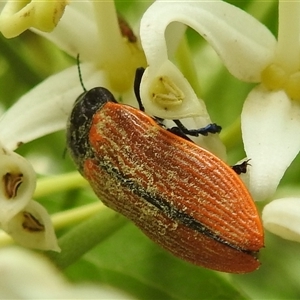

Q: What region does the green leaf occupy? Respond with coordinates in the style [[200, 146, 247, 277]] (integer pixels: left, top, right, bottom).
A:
[[63, 222, 247, 300]]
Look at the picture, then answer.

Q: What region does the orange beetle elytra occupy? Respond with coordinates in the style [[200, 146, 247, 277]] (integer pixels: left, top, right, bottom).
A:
[[66, 70, 263, 274]]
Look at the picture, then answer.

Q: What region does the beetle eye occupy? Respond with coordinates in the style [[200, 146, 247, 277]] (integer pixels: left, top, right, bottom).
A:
[[72, 88, 111, 122], [84, 89, 103, 107], [78, 87, 117, 112]]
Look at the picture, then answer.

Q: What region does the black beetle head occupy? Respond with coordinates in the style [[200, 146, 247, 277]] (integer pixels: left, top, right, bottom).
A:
[[66, 87, 117, 171]]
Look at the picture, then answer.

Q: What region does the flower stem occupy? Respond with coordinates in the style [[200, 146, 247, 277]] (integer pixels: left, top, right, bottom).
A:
[[52, 202, 104, 230], [0, 202, 106, 247], [275, 0, 300, 73], [34, 172, 87, 198], [220, 117, 242, 151], [47, 206, 127, 269]]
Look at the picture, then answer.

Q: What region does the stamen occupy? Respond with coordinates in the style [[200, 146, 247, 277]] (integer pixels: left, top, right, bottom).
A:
[[152, 76, 185, 109], [22, 212, 45, 232], [2, 172, 23, 199], [261, 64, 300, 101]]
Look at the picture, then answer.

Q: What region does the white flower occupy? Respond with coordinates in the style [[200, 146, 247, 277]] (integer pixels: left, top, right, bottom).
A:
[[0, 247, 135, 299], [0, 0, 227, 252], [2, 201, 60, 251], [241, 1, 300, 202], [139, 0, 300, 242], [0, 1, 71, 251], [0, 0, 67, 38], [262, 197, 300, 243], [0, 0, 225, 155], [0, 1, 145, 149], [8, 0, 299, 250], [0, 0, 156, 251], [0, 0, 155, 252], [0, 139, 59, 251], [0, 147, 35, 224]]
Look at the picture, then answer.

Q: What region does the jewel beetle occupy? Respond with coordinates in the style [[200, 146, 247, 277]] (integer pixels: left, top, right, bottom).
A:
[[66, 69, 264, 274]]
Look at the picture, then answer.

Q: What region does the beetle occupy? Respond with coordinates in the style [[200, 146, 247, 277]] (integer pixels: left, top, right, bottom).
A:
[[66, 68, 264, 274]]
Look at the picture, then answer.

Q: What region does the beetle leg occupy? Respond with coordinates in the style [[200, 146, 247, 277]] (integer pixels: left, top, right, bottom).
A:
[[167, 127, 194, 142], [173, 120, 222, 137], [231, 159, 251, 175], [133, 67, 221, 139]]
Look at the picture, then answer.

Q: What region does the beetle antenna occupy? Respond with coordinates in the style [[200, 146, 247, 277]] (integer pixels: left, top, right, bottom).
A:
[[77, 54, 87, 92]]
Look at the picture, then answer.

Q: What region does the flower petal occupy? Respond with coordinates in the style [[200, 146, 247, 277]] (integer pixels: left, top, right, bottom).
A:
[[2, 200, 60, 252], [0, 148, 35, 224], [262, 198, 300, 242], [31, 2, 100, 61], [241, 85, 300, 200], [0, 247, 135, 299], [140, 0, 276, 82], [140, 60, 206, 119], [0, 248, 66, 299], [0, 0, 67, 38], [164, 117, 227, 160], [0, 63, 107, 150]]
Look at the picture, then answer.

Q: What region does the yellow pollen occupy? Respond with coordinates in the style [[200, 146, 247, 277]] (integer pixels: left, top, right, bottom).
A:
[[261, 64, 300, 101], [151, 76, 184, 109]]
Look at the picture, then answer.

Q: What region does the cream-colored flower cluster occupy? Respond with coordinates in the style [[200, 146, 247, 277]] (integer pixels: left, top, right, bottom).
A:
[[0, 144, 59, 251], [0, 0, 300, 254]]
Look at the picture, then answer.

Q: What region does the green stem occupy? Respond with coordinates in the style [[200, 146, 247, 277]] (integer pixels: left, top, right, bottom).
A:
[[246, 1, 275, 22], [52, 202, 104, 230], [219, 117, 242, 151], [47, 206, 127, 269], [0, 202, 106, 247], [34, 172, 87, 198]]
